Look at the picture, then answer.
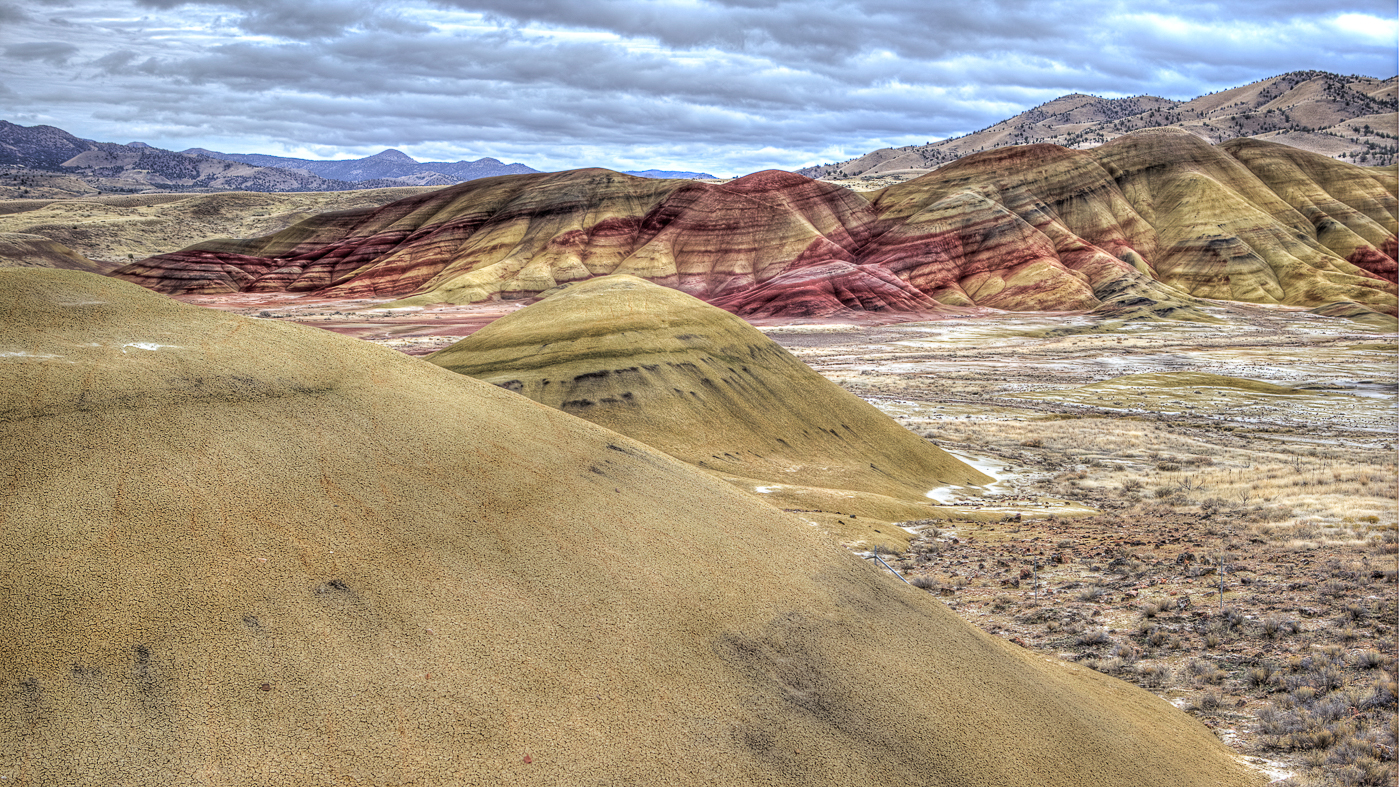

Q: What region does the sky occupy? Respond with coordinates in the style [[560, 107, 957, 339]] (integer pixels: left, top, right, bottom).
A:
[[1, 0, 1396, 175]]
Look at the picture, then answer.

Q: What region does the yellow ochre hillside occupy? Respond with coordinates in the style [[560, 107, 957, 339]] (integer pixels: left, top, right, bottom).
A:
[[428, 275, 990, 520], [0, 269, 1261, 786]]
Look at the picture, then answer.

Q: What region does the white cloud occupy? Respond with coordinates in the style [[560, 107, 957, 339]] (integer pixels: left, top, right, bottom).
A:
[[1330, 12, 1400, 45]]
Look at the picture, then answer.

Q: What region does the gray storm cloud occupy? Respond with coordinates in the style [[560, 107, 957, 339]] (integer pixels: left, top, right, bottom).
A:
[[5, 41, 81, 65], [1, 0, 1395, 173]]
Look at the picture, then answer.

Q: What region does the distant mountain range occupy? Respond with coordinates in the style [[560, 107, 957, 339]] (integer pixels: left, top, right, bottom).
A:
[[178, 149, 717, 181], [0, 121, 721, 197], [623, 169, 716, 180], [801, 70, 1398, 178], [180, 146, 538, 185], [0, 122, 543, 196]]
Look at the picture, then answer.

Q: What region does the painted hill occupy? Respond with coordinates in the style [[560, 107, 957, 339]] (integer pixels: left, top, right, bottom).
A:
[[427, 275, 989, 520], [112, 132, 1397, 317], [801, 71, 1398, 177], [861, 130, 1396, 314], [0, 268, 1260, 786], [111, 168, 909, 314]]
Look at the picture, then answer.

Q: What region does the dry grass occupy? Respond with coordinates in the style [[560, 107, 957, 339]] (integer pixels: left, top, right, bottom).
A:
[[913, 417, 1398, 541], [769, 307, 1397, 785]]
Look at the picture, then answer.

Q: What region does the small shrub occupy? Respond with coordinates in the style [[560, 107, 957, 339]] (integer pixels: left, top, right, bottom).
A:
[[1317, 666, 1346, 691], [1292, 685, 1319, 703], [1186, 658, 1215, 677], [1312, 696, 1350, 722], [1076, 630, 1112, 647], [1355, 650, 1386, 670], [1359, 679, 1397, 711], [1248, 667, 1276, 688], [1286, 727, 1338, 751], [1139, 662, 1171, 687], [1262, 617, 1299, 639], [1199, 497, 1229, 513], [1326, 758, 1393, 786], [1322, 578, 1352, 597], [1095, 657, 1128, 675]]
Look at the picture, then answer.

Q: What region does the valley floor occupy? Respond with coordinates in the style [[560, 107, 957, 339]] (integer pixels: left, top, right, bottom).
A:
[[763, 304, 1398, 787]]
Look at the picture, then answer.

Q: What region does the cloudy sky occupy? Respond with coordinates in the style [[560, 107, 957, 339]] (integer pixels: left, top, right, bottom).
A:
[[2, 0, 1396, 175]]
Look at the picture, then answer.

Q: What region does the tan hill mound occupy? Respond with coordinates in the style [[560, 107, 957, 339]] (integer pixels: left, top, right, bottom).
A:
[[0, 232, 114, 273], [427, 275, 989, 517], [802, 71, 1398, 178], [0, 187, 435, 266], [109, 133, 1396, 318], [1309, 300, 1400, 331], [0, 269, 1260, 786]]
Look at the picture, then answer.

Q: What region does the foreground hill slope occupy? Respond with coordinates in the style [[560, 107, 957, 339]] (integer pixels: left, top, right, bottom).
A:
[[428, 275, 990, 505], [0, 269, 1259, 786], [110, 133, 1397, 317]]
